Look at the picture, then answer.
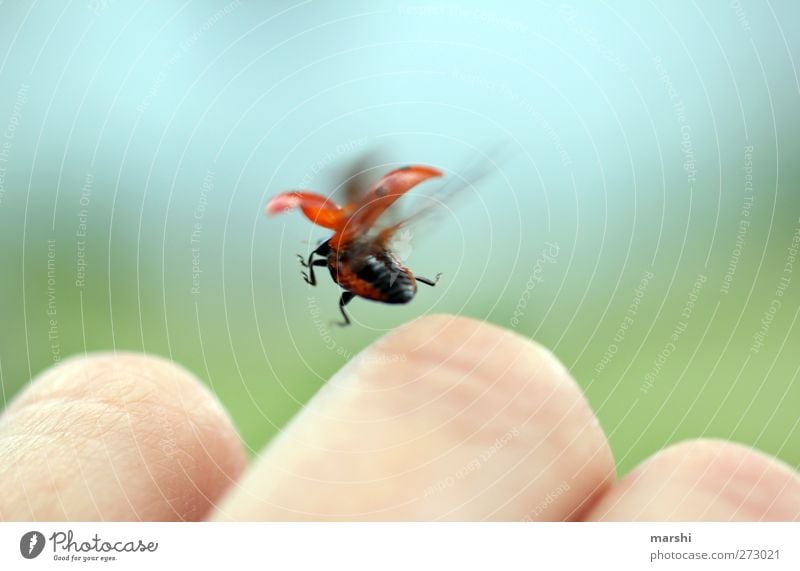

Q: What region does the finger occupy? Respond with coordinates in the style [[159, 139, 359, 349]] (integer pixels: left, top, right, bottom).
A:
[[585, 439, 800, 521], [0, 353, 246, 521], [213, 314, 614, 520]]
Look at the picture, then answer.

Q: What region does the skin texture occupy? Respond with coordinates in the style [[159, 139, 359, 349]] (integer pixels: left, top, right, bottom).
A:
[[0, 354, 246, 521], [0, 315, 798, 521]]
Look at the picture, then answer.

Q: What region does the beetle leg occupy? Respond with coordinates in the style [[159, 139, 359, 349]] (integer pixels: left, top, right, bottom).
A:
[[300, 240, 333, 285], [416, 272, 442, 287], [301, 258, 328, 286], [334, 291, 355, 327]]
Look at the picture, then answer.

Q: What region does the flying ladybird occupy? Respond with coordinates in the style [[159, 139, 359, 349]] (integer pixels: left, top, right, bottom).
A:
[[266, 164, 443, 326]]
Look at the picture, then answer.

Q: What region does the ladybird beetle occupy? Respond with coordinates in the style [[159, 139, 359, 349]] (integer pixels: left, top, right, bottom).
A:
[[266, 164, 444, 326]]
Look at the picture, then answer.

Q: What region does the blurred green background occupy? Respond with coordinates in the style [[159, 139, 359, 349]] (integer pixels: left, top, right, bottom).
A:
[[0, 1, 798, 475]]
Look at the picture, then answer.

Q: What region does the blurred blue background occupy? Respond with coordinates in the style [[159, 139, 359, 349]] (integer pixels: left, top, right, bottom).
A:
[[0, 0, 798, 474]]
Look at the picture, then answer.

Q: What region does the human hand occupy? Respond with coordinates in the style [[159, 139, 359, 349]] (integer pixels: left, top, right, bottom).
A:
[[1, 315, 798, 521]]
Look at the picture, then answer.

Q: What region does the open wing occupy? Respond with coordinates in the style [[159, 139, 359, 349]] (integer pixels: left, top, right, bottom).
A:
[[265, 191, 344, 230], [267, 165, 442, 243], [372, 152, 506, 248], [328, 165, 442, 249]]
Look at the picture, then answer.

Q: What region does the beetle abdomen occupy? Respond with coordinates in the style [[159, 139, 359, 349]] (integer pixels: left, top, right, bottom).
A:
[[331, 250, 417, 304]]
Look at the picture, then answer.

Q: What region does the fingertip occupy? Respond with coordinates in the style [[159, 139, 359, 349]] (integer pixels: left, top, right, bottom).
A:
[[216, 314, 613, 520], [0, 352, 246, 521], [356, 313, 573, 390], [587, 439, 800, 521]]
